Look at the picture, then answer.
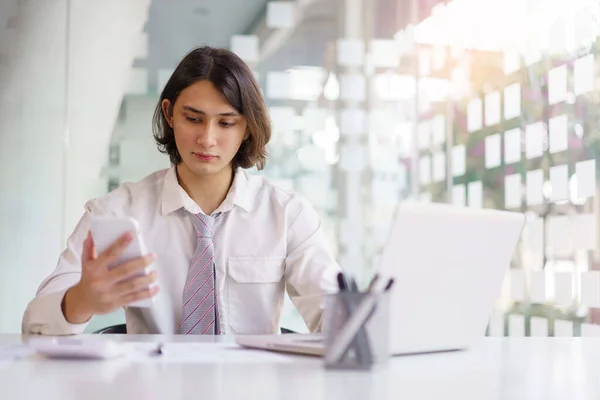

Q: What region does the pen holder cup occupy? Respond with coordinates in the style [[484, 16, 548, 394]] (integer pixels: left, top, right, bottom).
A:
[[323, 291, 391, 370]]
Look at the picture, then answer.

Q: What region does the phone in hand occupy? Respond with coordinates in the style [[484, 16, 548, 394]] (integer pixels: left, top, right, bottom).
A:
[[90, 216, 155, 308]]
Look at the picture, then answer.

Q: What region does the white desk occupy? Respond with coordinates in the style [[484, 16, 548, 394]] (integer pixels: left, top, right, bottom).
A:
[[1, 335, 599, 399]]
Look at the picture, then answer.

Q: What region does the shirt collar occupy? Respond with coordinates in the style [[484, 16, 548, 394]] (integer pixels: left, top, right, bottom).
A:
[[161, 166, 253, 216]]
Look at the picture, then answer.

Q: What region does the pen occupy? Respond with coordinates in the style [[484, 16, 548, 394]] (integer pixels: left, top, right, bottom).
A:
[[368, 274, 380, 291], [385, 278, 395, 291], [334, 272, 372, 366], [337, 272, 349, 292]]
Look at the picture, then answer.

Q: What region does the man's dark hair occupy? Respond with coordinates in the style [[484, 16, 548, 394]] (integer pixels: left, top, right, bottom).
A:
[[153, 46, 271, 170]]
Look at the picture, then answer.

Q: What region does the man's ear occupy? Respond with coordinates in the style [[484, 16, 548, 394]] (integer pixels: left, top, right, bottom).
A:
[[161, 99, 173, 128]]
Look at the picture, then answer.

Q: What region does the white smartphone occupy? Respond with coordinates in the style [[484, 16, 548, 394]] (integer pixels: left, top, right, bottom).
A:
[[90, 216, 155, 308], [28, 337, 127, 360]]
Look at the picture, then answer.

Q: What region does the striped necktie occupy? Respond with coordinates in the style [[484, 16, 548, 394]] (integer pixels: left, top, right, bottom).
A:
[[179, 212, 220, 335]]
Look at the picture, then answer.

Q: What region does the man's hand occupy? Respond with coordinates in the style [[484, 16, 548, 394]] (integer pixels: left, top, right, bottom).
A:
[[62, 231, 159, 324]]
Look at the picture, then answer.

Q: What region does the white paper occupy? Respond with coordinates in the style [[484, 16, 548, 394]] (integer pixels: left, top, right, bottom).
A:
[[452, 184, 466, 206], [339, 108, 366, 137], [485, 91, 501, 126], [370, 39, 398, 67], [576, 159, 596, 198], [488, 313, 504, 337], [530, 317, 548, 337], [581, 323, 600, 337], [573, 214, 597, 251], [468, 181, 483, 209], [418, 121, 432, 150], [581, 271, 600, 308], [339, 74, 366, 101], [267, 1, 295, 29], [339, 144, 365, 172], [554, 320, 573, 337], [432, 152, 446, 182], [549, 114, 568, 154], [548, 64, 568, 105], [467, 97, 483, 133], [505, 174, 522, 209], [504, 83, 521, 120], [432, 115, 446, 145], [530, 271, 546, 303], [452, 145, 466, 177], [140, 343, 295, 364], [503, 50, 520, 75], [526, 169, 544, 206], [574, 54, 594, 96], [267, 71, 291, 99], [419, 155, 431, 185], [485, 134, 501, 169], [504, 128, 522, 164], [546, 216, 573, 256], [525, 122, 546, 159], [550, 164, 569, 201], [510, 269, 526, 301], [554, 272, 573, 305], [230, 35, 259, 63], [337, 38, 365, 67], [0, 344, 32, 362], [508, 314, 525, 337]]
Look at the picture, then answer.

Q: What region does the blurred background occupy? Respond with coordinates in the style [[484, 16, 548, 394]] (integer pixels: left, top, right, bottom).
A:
[[1, 0, 600, 337]]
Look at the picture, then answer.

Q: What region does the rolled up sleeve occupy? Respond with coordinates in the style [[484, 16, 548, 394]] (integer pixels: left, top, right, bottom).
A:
[[21, 200, 105, 335], [284, 199, 341, 332]]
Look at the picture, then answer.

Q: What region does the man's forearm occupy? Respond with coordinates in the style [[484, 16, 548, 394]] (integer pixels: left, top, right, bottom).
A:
[[61, 284, 93, 324]]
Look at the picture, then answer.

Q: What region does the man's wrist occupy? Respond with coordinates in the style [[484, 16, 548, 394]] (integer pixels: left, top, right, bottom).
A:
[[62, 284, 93, 324]]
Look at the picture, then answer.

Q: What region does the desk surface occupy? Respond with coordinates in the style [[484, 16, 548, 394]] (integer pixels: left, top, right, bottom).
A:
[[1, 334, 598, 400]]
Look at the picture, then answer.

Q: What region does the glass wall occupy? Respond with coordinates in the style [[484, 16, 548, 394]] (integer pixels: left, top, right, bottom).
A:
[[3, 0, 600, 337], [402, 0, 600, 337]]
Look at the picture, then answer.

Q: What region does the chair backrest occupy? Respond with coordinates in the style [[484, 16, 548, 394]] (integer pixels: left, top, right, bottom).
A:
[[93, 324, 127, 334]]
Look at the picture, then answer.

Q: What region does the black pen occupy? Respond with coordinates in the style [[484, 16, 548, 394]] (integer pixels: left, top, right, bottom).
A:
[[385, 278, 395, 291], [335, 272, 372, 366], [337, 272, 349, 292]]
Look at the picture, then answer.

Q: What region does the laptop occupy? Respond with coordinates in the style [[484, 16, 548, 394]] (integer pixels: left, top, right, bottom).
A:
[[236, 201, 525, 356]]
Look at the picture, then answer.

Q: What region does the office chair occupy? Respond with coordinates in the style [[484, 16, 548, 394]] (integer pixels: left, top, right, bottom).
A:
[[94, 324, 296, 334]]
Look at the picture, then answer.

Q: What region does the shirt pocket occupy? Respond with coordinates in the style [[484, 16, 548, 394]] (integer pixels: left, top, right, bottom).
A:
[[227, 256, 286, 334]]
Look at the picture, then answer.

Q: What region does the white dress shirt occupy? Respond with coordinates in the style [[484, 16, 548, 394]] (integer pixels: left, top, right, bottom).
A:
[[22, 167, 341, 335]]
